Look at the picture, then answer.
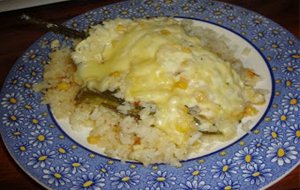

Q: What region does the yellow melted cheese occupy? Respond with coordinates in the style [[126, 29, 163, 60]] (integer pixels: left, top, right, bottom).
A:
[[72, 18, 257, 145]]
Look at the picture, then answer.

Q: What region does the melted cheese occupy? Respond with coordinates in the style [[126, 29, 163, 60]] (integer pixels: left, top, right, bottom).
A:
[[72, 18, 258, 145]]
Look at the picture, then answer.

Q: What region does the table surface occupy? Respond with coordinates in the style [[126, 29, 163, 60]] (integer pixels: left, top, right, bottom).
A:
[[0, 0, 299, 189]]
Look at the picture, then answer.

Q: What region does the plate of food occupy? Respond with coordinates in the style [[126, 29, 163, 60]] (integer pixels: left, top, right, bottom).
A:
[[0, 0, 299, 189]]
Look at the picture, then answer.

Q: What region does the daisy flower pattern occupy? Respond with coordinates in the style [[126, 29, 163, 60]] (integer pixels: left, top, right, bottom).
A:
[[226, 14, 241, 24], [27, 149, 56, 168], [7, 127, 26, 140], [22, 49, 41, 64], [1, 92, 24, 109], [282, 77, 298, 89], [43, 166, 71, 186], [26, 114, 47, 129], [13, 141, 31, 156], [271, 109, 295, 127], [268, 26, 286, 38], [287, 124, 300, 143], [263, 126, 283, 142], [248, 15, 269, 28], [63, 156, 89, 174], [242, 164, 272, 185], [268, 40, 284, 52], [2, 109, 24, 127], [96, 164, 111, 177], [5, 76, 24, 90], [281, 62, 300, 77], [55, 144, 73, 159], [14, 64, 26, 74], [233, 147, 263, 168], [22, 101, 39, 113], [253, 28, 267, 40], [184, 165, 207, 181], [249, 138, 267, 152], [282, 93, 300, 111], [110, 170, 140, 189], [24, 66, 43, 82], [147, 170, 176, 189], [28, 129, 54, 148], [211, 159, 237, 179], [215, 180, 240, 190], [180, 180, 210, 190], [284, 49, 300, 64], [71, 173, 105, 190], [266, 142, 298, 166]]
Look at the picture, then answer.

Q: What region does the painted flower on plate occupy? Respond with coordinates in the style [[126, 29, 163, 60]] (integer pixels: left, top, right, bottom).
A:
[[28, 129, 54, 148], [24, 66, 43, 82], [233, 147, 262, 168], [22, 49, 41, 64], [266, 142, 298, 166], [248, 15, 269, 28], [15, 64, 26, 74], [211, 159, 237, 180], [268, 40, 284, 52], [282, 77, 299, 90], [96, 164, 111, 177], [268, 26, 286, 38], [7, 127, 26, 140], [179, 179, 210, 190], [282, 93, 300, 111], [226, 14, 241, 24], [13, 141, 31, 156], [249, 138, 267, 152], [215, 179, 240, 190], [184, 164, 207, 181], [27, 149, 56, 168], [22, 101, 39, 113], [287, 124, 300, 143], [71, 173, 105, 190], [263, 126, 283, 142], [2, 109, 24, 127], [5, 76, 24, 90], [242, 163, 272, 186], [147, 170, 176, 189], [281, 62, 300, 77], [43, 166, 71, 186], [38, 37, 51, 49], [54, 144, 73, 159], [284, 49, 300, 64], [63, 156, 89, 174], [110, 170, 140, 189], [253, 28, 267, 40], [271, 109, 295, 127], [1, 92, 24, 109], [26, 113, 47, 129]]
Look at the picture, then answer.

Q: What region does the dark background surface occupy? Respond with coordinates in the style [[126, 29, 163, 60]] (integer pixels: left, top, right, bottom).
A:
[[0, 0, 299, 189]]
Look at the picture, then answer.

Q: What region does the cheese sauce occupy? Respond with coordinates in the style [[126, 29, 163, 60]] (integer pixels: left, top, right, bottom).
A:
[[72, 18, 264, 145]]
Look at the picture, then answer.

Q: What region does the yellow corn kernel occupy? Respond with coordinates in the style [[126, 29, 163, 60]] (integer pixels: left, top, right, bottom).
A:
[[181, 60, 189, 67], [109, 71, 120, 77], [175, 77, 188, 89], [57, 82, 70, 90], [244, 105, 258, 116], [87, 135, 101, 144], [160, 29, 171, 35], [176, 125, 188, 133], [181, 46, 192, 53], [116, 24, 127, 32]]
